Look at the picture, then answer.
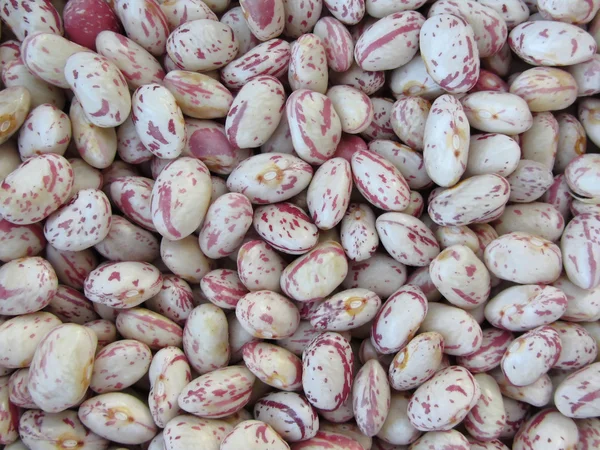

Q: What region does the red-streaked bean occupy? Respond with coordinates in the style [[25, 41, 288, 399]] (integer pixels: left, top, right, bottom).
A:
[[464, 373, 506, 442], [280, 240, 348, 302], [90, 339, 152, 393], [513, 408, 579, 450], [388, 331, 444, 391], [371, 285, 428, 355], [352, 359, 390, 437], [148, 347, 192, 428], [84, 319, 118, 350], [227, 153, 312, 204], [178, 365, 255, 418], [555, 113, 587, 173], [236, 290, 300, 339], [509, 20, 597, 66], [0, 312, 62, 368], [253, 202, 319, 255], [163, 414, 232, 450], [160, 0, 217, 30], [221, 6, 260, 57], [239, 0, 285, 41], [0, 0, 63, 41], [243, 341, 302, 391], [18, 103, 71, 160], [510, 67, 578, 112], [116, 308, 183, 350], [308, 288, 380, 332], [419, 303, 483, 356], [221, 420, 289, 450], [8, 369, 36, 409], [183, 304, 230, 374], [340, 203, 379, 262], [391, 96, 429, 151], [485, 284, 568, 331], [457, 326, 512, 373], [494, 202, 565, 242], [342, 253, 408, 299], [160, 235, 216, 284], [254, 391, 319, 442], [408, 366, 481, 431], [28, 323, 97, 412], [79, 392, 158, 444], [95, 215, 160, 263], [46, 285, 98, 325], [0, 220, 46, 262], [313, 17, 354, 73], [302, 331, 353, 411], [554, 274, 600, 322], [368, 140, 431, 190], [461, 91, 533, 135], [423, 94, 471, 187], [221, 38, 291, 90], [237, 240, 286, 293], [484, 232, 562, 284], [550, 321, 598, 370], [307, 157, 352, 230], [114, 0, 169, 56]]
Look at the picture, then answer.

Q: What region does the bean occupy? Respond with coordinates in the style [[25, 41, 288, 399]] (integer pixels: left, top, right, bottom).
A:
[[116, 308, 183, 349], [352, 360, 391, 437], [183, 304, 230, 374], [79, 392, 157, 444], [342, 253, 407, 299], [163, 414, 232, 450], [513, 408, 579, 450], [95, 216, 160, 263], [178, 366, 255, 418], [160, 235, 215, 284], [8, 369, 36, 409], [490, 368, 553, 407], [236, 290, 300, 340], [28, 323, 97, 412]]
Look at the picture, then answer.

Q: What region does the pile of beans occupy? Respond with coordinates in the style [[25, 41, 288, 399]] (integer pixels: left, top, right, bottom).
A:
[[0, 0, 600, 449]]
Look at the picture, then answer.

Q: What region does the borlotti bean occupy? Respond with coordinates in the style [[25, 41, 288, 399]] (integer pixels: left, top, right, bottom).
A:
[[0, 1, 598, 448]]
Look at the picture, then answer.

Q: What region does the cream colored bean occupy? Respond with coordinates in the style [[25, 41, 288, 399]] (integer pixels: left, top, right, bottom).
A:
[[19, 409, 109, 450], [342, 253, 407, 299], [510, 67, 578, 112], [236, 290, 299, 339], [0, 312, 61, 368], [391, 96, 430, 151], [160, 235, 215, 284], [116, 308, 183, 350], [2, 58, 65, 109], [513, 409, 578, 450], [485, 284, 567, 331], [163, 415, 232, 450], [221, 420, 289, 450], [289, 34, 328, 94], [340, 203, 379, 262], [554, 274, 600, 322], [79, 392, 157, 444], [389, 54, 445, 101], [0, 87, 31, 146], [148, 347, 192, 428], [243, 341, 302, 391], [368, 140, 431, 190], [28, 323, 97, 412], [464, 373, 506, 442], [494, 202, 565, 242], [430, 245, 491, 310], [419, 303, 482, 356], [18, 103, 71, 159], [461, 91, 532, 135], [490, 368, 552, 407], [183, 304, 229, 374]]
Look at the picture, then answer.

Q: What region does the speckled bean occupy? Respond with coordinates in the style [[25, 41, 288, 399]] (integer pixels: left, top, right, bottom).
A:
[[236, 290, 299, 339], [237, 240, 286, 292], [419, 303, 483, 356], [114, 0, 169, 56], [289, 34, 328, 94], [420, 14, 480, 93], [340, 203, 378, 262], [183, 304, 229, 374], [550, 321, 598, 370], [0, 0, 63, 41], [95, 216, 159, 263], [313, 17, 354, 73], [513, 408, 578, 450], [461, 91, 533, 135], [342, 253, 407, 299], [510, 67, 578, 112], [46, 285, 99, 325], [65, 52, 130, 128], [554, 362, 600, 418], [464, 373, 506, 442], [509, 20, 597, 66], [79, 392, 157, 444], [148, 347, 191, 428], [163, 71, 232, 119], [28, 323, 97, 412], [555, 113, 587, 173], [116, 307, 183, 350]]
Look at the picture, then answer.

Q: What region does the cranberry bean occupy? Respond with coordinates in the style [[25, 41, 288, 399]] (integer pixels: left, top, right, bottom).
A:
[[199, 269, 247, 310], [554, 362, 600, 418], [236, 290, 300, 339], [0, 312, 62, 368], [19, 409, 109, 450], [554, 274, 600, 322], [160, 0, 217, 30], [361, 97, 395, 141], [430, 245, 491, 310], [18, 104, 71, 160], [389, 54, 445, 101], [0, 154, 73, 224], [0, 257, 58, 316], [388, 331, 444, 391], [95, 31, 165, 90], [313, 17, 354, 73], [254, 391, 319, 442], [161, 235, 215, 283], [113, 0, 169, 56], [178, 366, 255, 418], [342, 253, 407, 299], [221, 420, 289, 450], [434, 226, 480, 254], [555, 113, 587, 173], [500, 397, 530, 440], [79, 392, 157, 444], [465, 133, 521, 177], [408, 366, 481, 431], [163, 71, 232, 120], [456, 327, 513, 374], [484, 232, 562, 284], [419, 303, 483, 356], [0, 0, 63, 41], [579, 98, 600, 148], [461, 91, 533, 135], [221, 7, 260, 57], [46, 285, 99, 325], [352, 360, 390, 437], [371, 285, 427, 354], [84, 261, 162, 309], [8, 369, 36, 409], [542, 174, 573, 221], [565, 154, 600, 198], [253, 202, 319, 255], [65, 52, 130, 128], [494, 202, 565, 242], [308, 288, 380, 332], [550, 321, 598, 370], [163, 414, 232, 450], [390, 96, 429, 151], [340, 203, 379, 262], [368, 140, 431, 190], [0, 87, 31, 146], [407, 266, 441, 302], [237, 240, 286, 293], [410, 430, 469, 450], [183, 304, 230, 374], [280, 241, 347, 301], [3, 57, 66, 109], [242, 341, 301, 391], [509, 20, 597, 66], [0, 220, 46, 262], [560, 212, 600, 287], [510, 67, 578, 112], [485, 284, 568, 331], [0, 375, 17, 444], [90, 339, 152, 393], [491, 368, 553, 407], [28, 323, 97, 412], [288, 34, 328, 94], [227, 153, 312, 204], [239, 0, 285, 41], [63, 0, 121, 51], [513, 408, 579, 450], [464, 373, 506, 442], [70, 98, 117, 169], [420, 15, 479, 93], [501, 326, 562, 386], [302, 332, 353, 411], [95, 216, 159, 263], [148, 347, 192, 428]]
